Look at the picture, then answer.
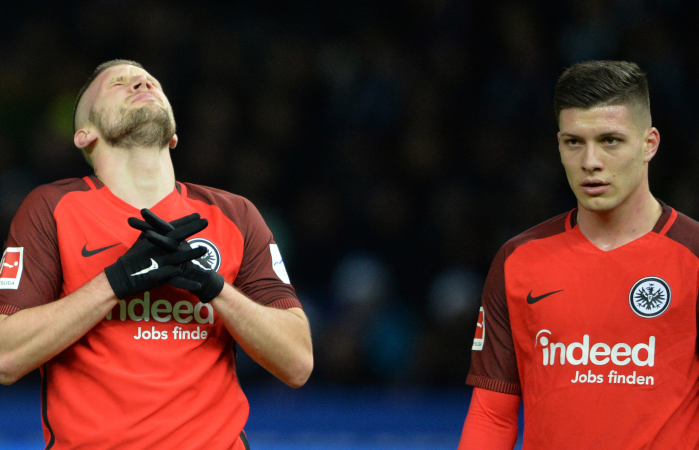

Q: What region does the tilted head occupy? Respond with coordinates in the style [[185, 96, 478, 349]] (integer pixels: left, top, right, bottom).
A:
[[555, 61, 660, 214], [73, 60, 177, 167]]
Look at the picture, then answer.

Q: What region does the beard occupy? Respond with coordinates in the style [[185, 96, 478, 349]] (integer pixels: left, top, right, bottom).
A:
[[89, 103, 176, 149]]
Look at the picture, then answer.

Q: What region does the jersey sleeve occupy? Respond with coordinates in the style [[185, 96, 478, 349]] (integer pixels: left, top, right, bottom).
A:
[[0, 185, 62, 314], [458, 388, 520, 450], [661, 209, 699, 353], [466, 246, 521, 394], [233, 198, 301, 310]]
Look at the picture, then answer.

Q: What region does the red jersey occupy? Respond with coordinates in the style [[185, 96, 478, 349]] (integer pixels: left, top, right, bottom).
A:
[[468, 204, 699, 449], [0, 175, 301, 449]]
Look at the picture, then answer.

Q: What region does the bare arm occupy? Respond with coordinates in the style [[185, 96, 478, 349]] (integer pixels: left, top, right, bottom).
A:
[[0, 273, 118, 385], [210, 283, 313, 388], [458, 387, 520, 450]]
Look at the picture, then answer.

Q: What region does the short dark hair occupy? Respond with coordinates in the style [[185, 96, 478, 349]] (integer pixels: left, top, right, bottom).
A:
[[554, 60, 650, 122], [73, 59, 144, 132]]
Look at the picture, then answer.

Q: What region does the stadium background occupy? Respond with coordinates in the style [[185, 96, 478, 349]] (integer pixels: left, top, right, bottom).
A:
[[1, 1, 697, 448]]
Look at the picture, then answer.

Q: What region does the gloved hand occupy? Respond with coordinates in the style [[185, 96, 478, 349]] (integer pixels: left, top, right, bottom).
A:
[[173, 261, 225, 303], [129, 209, 225, 303], [127, 209, 206, 242], [105, 210, 209, 299]]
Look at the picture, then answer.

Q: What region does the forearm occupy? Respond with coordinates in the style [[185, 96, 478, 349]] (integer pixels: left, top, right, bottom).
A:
[[0, 273, 118, 384], [458, 387, 520, 450], [211, 283, 313, 387]]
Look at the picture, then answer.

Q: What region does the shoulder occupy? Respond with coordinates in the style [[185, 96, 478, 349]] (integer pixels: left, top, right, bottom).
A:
[[663, 209, 699, 259], [498, 210, 571, 261], [182, 182, 254, 210], [483, 211, 570, 279], [7, 178, 89, 248], [181, 182, 265, 233], [19, 178, 91, 215]]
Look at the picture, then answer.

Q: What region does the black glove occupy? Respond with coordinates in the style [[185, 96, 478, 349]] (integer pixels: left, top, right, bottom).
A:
[[173, 261, 225, 303], [105, 210, 209, 299], [130, 210, 225, 303], [127, 209, 207, 244]]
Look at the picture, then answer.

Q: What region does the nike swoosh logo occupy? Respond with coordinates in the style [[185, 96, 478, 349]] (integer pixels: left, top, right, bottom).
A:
[[82, 243, 120, 257], [527, 289, 564, 304], [131, 259, 159, 276]]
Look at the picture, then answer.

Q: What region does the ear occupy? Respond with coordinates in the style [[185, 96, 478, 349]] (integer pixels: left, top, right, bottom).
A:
[[643, 127, 660, 163], [169, 134, 178, 149], [74, 129, 98, 149]]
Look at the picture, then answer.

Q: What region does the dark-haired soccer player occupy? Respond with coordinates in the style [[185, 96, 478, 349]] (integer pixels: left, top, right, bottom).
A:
[[0, 60, 312, 449], [459, 60, 699, 449]]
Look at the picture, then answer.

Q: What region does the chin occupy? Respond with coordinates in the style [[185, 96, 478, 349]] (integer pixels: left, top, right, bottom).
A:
[[577, 196, 618, 213]]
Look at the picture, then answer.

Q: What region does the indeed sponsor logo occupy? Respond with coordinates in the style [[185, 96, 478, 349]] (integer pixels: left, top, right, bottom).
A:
[[133, 326, 208, 340], [106, 292, 214, 325], [570, 369, 654, 386], [535, 330, 655, 367]]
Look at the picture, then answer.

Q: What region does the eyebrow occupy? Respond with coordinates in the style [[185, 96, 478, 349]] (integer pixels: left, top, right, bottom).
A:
[[559, 131, 627, 139], [109, 75, 160, 85], [559, 132, 583, 139]]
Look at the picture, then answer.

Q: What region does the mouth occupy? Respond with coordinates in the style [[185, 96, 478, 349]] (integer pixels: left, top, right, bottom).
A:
[[130, 92, 158, 103], [581, 179, 609, 195]]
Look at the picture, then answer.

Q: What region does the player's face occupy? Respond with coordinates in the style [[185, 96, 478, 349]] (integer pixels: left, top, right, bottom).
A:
[[87, 65, 176, 148], [558, 105, 659, 214]]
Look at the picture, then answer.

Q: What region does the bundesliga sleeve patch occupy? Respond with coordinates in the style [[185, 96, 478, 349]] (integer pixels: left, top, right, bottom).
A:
[[0, 247, 24, 289], [270, 244, 290, 284], [472, 306, 485, 350]]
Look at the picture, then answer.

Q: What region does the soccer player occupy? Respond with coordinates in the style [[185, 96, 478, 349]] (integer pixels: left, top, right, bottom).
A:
[[459, 60, 699, 449], [0, 60, 313, 449]]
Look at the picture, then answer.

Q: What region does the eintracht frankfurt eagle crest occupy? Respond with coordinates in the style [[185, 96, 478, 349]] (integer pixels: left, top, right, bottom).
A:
[[629, 277, 671, 318]]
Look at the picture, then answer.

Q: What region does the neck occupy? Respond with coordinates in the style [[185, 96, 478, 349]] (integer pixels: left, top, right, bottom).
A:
[[92, 143, 176, 210], [576, 186, 662, 251]]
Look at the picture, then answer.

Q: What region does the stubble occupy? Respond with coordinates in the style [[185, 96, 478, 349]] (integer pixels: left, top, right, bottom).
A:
[[90, 103, 176, 149]]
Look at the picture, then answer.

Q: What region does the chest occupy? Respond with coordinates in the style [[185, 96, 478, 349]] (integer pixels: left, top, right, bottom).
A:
[[505, 234, 699, 348], [53, 199, 244, 296]]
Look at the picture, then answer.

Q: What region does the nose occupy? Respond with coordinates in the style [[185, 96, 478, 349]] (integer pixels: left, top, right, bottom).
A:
[[581, 144, 603, 173], [131, 75, 153, 92]]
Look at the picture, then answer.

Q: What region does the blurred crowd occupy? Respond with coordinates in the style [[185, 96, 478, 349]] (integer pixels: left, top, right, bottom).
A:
[[1, 0, 699, 387]]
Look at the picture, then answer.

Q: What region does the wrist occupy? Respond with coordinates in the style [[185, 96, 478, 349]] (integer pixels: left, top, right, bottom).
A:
[[104, 261, 131, 299], [85, 272, 121, 303]]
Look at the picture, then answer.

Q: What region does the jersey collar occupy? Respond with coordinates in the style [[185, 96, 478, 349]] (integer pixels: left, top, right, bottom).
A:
[[565, 199, 676, 236], [82, 174, 185, 216]]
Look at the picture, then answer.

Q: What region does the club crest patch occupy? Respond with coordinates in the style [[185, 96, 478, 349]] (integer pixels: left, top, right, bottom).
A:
[[187, 239, 221, 272], [629, 277, 671, 318]]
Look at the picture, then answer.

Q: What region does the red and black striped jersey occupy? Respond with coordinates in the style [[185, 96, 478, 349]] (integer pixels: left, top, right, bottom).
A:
[[0, 175, 300, 449], [468, 204, 699, 449]]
